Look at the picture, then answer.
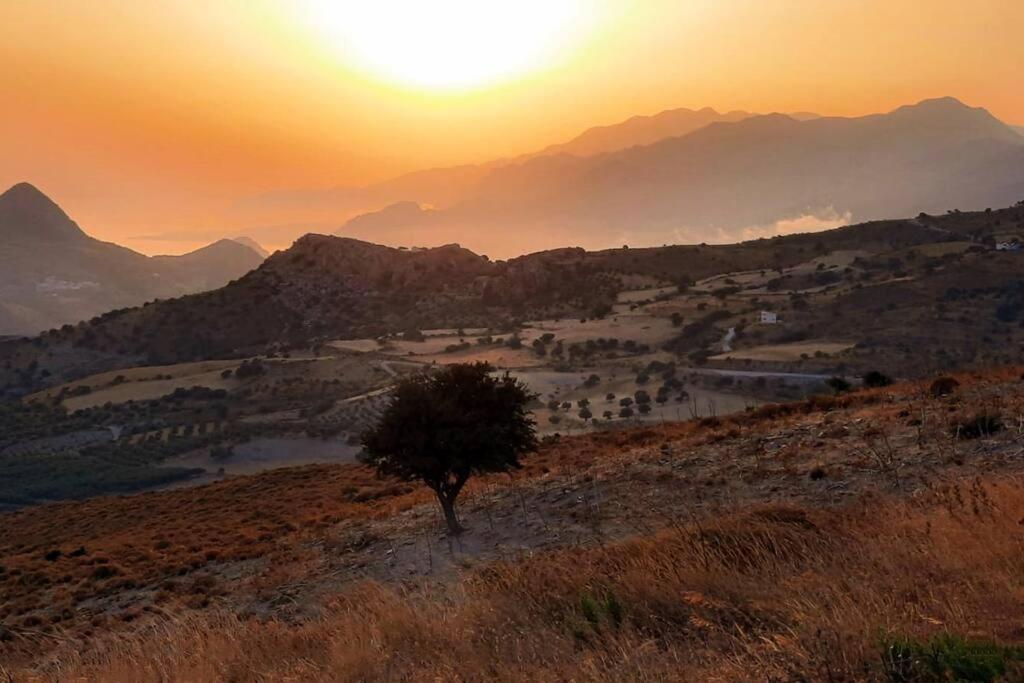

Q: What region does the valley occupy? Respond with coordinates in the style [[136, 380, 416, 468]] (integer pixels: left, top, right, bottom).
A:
[[2, 201, 1023, 515]]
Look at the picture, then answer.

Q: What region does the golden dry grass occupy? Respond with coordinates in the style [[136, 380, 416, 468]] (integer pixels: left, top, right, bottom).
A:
[[9, 476, 1024, 681], [3, 365, 1024, 680]]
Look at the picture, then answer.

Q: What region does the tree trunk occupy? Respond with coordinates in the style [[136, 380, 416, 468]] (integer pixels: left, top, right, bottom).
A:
[[437, 491, 465, 536]]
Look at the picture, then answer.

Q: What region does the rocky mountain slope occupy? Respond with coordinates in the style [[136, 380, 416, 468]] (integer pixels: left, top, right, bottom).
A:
[[0, 183, 266, 335], [7, 237, 622, 368]]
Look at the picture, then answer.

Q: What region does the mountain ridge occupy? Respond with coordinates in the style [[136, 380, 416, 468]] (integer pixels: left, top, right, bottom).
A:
[[337, 97, 1024, 254], [0, 184, 266, 335]]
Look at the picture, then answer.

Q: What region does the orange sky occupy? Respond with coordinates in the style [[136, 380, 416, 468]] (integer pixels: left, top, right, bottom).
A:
[[1, 1, 1022, 254]]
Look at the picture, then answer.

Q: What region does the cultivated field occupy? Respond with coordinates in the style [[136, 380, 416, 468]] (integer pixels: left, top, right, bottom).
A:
[[711, 340, 855, 362]]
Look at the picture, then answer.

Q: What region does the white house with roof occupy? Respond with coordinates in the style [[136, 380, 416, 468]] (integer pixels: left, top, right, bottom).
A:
[[759, 310, 779, 324]]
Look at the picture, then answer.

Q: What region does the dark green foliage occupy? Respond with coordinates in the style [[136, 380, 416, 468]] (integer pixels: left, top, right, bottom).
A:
[[574, 591, 626, 642], [0, 447, 202, 507], [863, 370, 893, 388], [826, 376, 852, 394], [234, 358, 265, 379], [402, 328, 425, 342], [361, 363, 537, 534], [881, 632, 1024, 682]]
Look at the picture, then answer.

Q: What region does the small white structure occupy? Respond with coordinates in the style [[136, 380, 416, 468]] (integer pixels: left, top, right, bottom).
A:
[[995, 241, 1021, 252], [759, 310, 779, 324]]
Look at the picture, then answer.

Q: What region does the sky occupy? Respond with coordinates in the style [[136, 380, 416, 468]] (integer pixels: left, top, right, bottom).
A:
[[1, 0, 1022, 254]]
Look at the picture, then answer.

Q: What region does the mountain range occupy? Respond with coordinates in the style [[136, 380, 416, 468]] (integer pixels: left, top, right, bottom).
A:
[[332, 98, 1024, 255], [233, 105, 769, 236], [0, 183, 266, 335]]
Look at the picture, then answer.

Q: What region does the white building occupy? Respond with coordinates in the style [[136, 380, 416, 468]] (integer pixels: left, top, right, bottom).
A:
[[995, 241, 1021, 252], [759, 310, 779, 324]]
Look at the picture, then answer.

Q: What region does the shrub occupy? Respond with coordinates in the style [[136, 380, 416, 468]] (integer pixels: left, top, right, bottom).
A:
[[863, 371, 892, 388], [930, 376, 959, 398], [952, 412, 1003, 440], [881, 632, 1024, 682], [235, 359, 265, 379], [826, 376, 852, 394]]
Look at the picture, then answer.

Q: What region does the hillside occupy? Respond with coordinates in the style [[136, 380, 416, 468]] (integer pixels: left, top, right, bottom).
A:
[[339, 98, 1024, 255], [0, 184, 266, 335], [1, 236, 624, 372], [4, 200, 1024, 396], [3, 367, 1024, 679]]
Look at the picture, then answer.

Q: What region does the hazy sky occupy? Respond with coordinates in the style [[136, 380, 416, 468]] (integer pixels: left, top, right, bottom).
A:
[[1, 1, 1022, 254]]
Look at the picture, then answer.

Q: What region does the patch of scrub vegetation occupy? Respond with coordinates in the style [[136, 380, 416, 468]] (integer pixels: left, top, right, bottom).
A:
[[0, 442, 204, 507], [881, 632, 1024, 682]]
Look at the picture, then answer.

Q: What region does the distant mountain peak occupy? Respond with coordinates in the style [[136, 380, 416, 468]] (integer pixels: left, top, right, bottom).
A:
[[231, 236, 269, 258], [886, 96, 1020, 142], [0, 182, 89, 243]]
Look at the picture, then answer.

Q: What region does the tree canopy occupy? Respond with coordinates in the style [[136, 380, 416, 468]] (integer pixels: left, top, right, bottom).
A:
[[361, 362, 537, 534]]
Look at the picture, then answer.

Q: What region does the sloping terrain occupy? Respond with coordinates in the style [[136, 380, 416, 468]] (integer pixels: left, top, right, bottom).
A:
[[0, 183, 265, 335], [2, 367, 1023, 679]]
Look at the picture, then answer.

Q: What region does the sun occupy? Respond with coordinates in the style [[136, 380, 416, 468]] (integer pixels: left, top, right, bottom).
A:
[[303, 0, 588, 91]]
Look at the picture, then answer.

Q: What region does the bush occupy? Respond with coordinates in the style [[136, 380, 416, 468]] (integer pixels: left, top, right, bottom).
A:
[[235, 359, 265, 379], [952, 412, 1003, 440], [826, 376, 851, 394], [862, 371, 892, 388], [930, 376, 959, 398]]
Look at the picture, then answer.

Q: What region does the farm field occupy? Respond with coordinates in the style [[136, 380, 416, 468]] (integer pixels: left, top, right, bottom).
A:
[[711, 340, 856, 362]]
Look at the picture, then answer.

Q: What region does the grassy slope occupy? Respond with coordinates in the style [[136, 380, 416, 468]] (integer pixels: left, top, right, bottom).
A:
[[2, 366, 1024, 679]]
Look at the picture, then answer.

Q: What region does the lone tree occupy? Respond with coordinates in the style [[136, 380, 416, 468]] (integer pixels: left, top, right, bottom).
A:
[[361, 363, 537, 535]]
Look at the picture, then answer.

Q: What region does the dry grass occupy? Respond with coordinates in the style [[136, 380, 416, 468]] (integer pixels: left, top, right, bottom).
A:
[[8, 476, 1024, 681], [4, 365, 1024, 680]]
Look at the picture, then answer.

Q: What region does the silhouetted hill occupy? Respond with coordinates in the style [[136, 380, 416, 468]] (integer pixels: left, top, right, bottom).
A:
[[0, 184, 266, 335], [22, 235, 621, 365], [0, 182, 90, 243], [341, 98, 1024, 254]]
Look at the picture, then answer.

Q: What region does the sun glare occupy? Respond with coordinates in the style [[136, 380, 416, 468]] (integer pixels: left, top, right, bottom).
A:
[[303, 0, 588, 91]]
